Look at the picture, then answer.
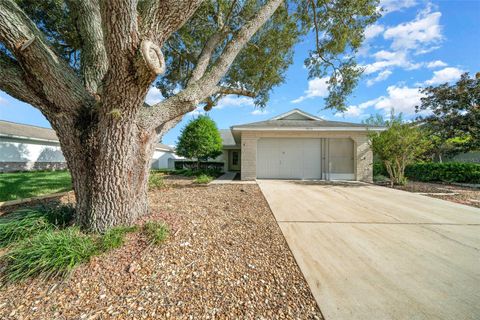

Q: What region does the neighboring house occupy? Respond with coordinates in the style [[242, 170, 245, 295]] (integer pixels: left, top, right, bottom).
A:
[[217, 108, 383, 182], [0, 120, 179, 172]]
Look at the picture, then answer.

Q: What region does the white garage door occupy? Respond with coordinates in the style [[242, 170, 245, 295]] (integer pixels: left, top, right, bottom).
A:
[[327, 138, 355, 180], [257, 138, 322, 179], [256, 138, 355, 180]]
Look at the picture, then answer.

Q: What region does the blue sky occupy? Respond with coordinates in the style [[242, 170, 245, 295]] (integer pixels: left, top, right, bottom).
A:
[[1, 0, 479, 146]]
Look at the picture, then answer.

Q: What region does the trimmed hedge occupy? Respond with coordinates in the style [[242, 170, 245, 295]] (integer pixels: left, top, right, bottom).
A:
[[405, 162, 480, 183], [374, 161, 480, 183]]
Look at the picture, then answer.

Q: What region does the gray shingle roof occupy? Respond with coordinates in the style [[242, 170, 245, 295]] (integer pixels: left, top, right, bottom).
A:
[[0, 120, 174, 151], [220, 129, 237, 146], [231, 119, 373, 129]]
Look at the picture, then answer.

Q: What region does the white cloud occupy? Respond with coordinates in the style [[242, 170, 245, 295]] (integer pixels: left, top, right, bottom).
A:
[[384, 10, 442, 52], [145, 87, 164, 105], [363, 50, 420, 75], [379, 0, 417, 14], [251, 109, 269, 116], [364, 24, 385, 40], [426, 60, 448, 68], [374, 85, 424, 115], [366, 69, 393, 86], [335, 97, 383, 118], [291, 77, 329, 104], [424, 67, 463, 85], [216, 95, 254, 109], [338, 86, 424, 118]]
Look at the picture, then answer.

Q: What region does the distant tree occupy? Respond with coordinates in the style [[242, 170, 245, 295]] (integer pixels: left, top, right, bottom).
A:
[[369, 119, 430, 186], [362, 109, 403, 127], [176, 116, 223, 169], [416, 72, 480, 160]]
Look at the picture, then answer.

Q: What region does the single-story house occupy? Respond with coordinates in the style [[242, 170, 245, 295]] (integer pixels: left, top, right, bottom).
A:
[[217, 108, 383, 182], [0, 120, 180, 172]]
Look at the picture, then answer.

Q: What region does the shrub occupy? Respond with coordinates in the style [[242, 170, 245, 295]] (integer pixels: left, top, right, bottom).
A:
[[1, 227, 97, 283], [405, 162, 480, 183], [0, 209, 53, 248], [0, 203, 75, 248], [148, 173, 165, 189], [97, 226, 137, 252], [373, 174, 389, 183], [143, 221, 169, 245], [194, 174, 213, 184]]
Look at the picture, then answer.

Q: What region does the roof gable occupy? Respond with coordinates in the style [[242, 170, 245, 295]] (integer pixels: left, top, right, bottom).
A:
[[271, 109, 322, 121]]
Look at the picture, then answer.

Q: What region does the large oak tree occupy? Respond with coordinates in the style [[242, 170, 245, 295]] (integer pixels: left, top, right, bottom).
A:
[[0, 0, 378, 231]]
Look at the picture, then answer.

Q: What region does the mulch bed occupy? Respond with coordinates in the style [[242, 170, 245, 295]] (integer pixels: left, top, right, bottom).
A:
[[0, 176, 322, 319], [376, 181, 480, 208]]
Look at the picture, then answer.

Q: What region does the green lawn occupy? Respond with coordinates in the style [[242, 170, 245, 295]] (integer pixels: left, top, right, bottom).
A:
[[0, 171, 72, 202]]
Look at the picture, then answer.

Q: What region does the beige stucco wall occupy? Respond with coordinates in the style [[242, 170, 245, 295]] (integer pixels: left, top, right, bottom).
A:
[[238, 130, 373, 182]]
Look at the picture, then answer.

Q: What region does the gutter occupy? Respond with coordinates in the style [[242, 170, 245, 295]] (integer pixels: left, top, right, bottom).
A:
[[231, 127, 385, 132]]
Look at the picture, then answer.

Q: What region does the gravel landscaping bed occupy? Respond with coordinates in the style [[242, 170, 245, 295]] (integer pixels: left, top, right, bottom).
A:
[[0, 176, 322, 319], [376, 181, 480, 208]]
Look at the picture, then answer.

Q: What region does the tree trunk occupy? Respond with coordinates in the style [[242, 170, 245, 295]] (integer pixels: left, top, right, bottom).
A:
[[54, 112, 158, 233]]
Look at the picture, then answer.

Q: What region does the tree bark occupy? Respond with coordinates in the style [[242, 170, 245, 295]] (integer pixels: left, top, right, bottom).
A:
[[0, 0, 284, 232], [55, 113, 157, 232]]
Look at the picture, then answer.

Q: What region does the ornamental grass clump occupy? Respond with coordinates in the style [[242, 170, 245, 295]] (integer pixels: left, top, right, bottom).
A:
[[1, 227, 97, 283]]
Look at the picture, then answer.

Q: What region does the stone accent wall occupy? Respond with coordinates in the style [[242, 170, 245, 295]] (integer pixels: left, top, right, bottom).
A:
[[352, 136, 373, 182], [240, 134, 257, 180], [0, 162, 68, 173]]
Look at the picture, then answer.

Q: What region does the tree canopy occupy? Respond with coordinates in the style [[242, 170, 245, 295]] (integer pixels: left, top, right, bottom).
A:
[[368, 118, 430, 186], [416, 72, 480, 158], [176, 116, 223, 162], [0, 0, 379, 231]]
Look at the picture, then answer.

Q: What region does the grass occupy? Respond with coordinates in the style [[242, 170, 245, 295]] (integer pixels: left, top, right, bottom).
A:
[[97, 226, 137, 252], [1, 227, 97, 283], [0, 203, 74, 248], [143, 221, 169, 245], [0, 170, 72, 202], [148, 172, 165, 189], [194, 174, 213, 184], [0, 203, 168, 283]]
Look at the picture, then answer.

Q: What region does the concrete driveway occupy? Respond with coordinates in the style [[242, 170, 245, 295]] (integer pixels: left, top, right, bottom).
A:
[[258, 180, 480, 320]]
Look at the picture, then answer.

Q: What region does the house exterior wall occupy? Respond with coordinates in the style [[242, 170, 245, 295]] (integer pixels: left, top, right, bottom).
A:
[[239, 130, 373, 182], [0, 138, 67, 172], [1, 137, 178, 172], [151, 150, 182, 169]]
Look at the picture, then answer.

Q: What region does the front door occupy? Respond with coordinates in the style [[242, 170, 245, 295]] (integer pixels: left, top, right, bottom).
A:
[[229, 150, 241, 171]]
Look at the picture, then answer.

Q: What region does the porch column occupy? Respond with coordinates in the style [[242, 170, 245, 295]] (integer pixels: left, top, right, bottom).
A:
[[352, 135, 373, 182], [241, 132, 257, 181]]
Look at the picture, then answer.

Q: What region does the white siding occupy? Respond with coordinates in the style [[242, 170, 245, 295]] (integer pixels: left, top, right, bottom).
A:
[[0, 140, 65, 163]]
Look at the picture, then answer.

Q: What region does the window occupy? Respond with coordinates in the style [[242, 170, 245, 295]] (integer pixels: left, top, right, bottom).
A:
[[232, 151, 239, 165]]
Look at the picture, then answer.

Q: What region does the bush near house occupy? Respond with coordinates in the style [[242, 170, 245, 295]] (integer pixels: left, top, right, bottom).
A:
[[374, 161, 480, 184], [405, 162, 480, 184]]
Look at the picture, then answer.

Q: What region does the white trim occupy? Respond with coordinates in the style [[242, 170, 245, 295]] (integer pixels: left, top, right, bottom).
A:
[[232, 127, 384, 132], [271, 109, 322, 121], [0, 133, 59, 144]]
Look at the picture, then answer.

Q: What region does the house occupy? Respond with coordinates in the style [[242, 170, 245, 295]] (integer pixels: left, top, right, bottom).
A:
[[218, 108, 383, 182], [0, 120, 179, 172]]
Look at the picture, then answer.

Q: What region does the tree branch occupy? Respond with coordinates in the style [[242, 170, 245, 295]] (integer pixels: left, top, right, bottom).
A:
[[66, 0, 107, 95], [0, 0, 93, 113], [140, 0, 283, 130], [216, 86, 256, 98], [140, 0, 204, 45], [188, 31, 228, 84], [0, 52, 48, 109]]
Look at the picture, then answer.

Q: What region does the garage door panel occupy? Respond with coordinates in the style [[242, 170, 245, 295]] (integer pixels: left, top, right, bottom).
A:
[[257, 138, 321, 180], [257, 139, 280, 179], [302, 139, 322, 179], [328, 138, 354, 180]]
